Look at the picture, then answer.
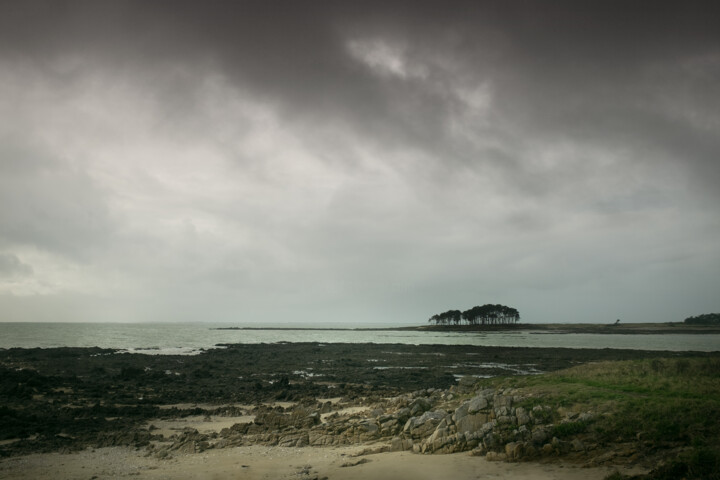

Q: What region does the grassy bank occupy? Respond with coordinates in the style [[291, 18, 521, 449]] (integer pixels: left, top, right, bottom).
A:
[[486, 357, 720, 479]]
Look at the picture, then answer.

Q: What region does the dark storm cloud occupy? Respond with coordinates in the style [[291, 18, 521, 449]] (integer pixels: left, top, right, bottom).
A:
[[3, 1, 718, 179], [1, 1, 719, 323]]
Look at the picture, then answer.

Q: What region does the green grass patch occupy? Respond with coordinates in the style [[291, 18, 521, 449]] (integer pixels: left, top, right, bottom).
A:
[[606, 446, 720, 480], [551, 420, 588, 438], [488, 357, 720, 467]]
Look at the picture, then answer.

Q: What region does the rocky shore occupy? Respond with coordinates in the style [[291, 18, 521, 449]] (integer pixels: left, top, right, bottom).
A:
[[169, 378, 602, 463], [2, 343, 718, 479]]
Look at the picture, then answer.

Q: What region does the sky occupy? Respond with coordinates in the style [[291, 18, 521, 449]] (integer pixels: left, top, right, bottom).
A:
[[0, 1, 719, 325]]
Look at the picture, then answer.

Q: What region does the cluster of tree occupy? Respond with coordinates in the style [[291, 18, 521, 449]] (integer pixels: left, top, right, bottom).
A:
[[684, 313, 720, 325], [428, 304, 520, 326]]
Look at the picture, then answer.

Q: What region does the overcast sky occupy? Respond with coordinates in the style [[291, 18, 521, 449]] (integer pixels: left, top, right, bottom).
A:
[[1, 1, 719, 324]]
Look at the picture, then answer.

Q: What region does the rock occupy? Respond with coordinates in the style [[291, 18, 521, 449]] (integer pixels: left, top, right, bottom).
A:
[[578, 412, 594, 422], [390, 436, 413, 451], [403, 411, 446, 439], [469, 445, 486, 456], [494, 395, 513, 408], [494, 405, 509, 417], [307, 412, 320, 425], [369, 408, 384, 418], [571, 438, 585, 452], [380, 418, 400, 436], [515, 407, 530, 426], [505, 441, 524, 461], [483, 432, 500, 450], [278, 433, 310, 447], [341, 457, 371, 467], [155, 448, 170, 459], [453, 395, 491, 435], [359, 420, 379, 434], [455, 413, 489, 435], [551, 437, 569, 454], [425, 427, 448, 451], [486, 451, 508, 462], [524, 444, 538, 458], [531, 428, 548, 445], [479, 388, 495, 398], [409, 398, 432, 416], [467, 396, 488, 414], [393, 408, 412, 423], [496, 415, 513, 425]]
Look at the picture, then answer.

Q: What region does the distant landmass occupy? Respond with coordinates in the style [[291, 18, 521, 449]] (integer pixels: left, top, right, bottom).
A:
[[213, 321, 720, 335]]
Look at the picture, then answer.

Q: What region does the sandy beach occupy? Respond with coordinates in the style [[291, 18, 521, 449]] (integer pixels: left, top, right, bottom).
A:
[[0, 444, 641, 480]]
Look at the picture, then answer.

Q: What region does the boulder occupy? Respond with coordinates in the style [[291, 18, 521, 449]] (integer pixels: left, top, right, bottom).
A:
[[390, 436, 413, 452], [409, 397, 432, 416], [403, 411, 446, 439], [551, 436, 570, 454], [455, 413, 489, 435], [393, 407, 412, 424], [486, 451, 507, 462], [531, 428, 548, 445], [505, 441, 525, 461], [467, 396, 488, 414], [515, 407, 530, 426], [469, 444, 486, 456]]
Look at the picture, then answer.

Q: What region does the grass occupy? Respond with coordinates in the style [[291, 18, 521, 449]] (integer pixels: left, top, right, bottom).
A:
[[551, 420, 589, 438], [485, 357, 720, 479]]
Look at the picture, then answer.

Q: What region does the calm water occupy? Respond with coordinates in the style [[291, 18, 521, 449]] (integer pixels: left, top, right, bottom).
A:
[[1, 323, 718, 354]]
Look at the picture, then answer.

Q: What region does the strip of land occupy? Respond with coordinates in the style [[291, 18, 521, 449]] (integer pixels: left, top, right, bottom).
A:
[[213, 322, 720, 334]]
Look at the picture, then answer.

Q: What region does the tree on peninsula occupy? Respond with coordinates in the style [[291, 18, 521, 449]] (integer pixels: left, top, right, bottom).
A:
[[684, 313, 720, 325], [428, 310, 462, 326], [428, 304, 520, 326]]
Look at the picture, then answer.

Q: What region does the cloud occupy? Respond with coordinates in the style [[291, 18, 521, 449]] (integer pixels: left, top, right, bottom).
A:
[[0, 1, 718, 323], [0, 253, 33, 277]]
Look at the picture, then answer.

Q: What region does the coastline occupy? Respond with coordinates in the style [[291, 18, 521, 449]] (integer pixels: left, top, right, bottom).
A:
[[212, 322, 720, 335]]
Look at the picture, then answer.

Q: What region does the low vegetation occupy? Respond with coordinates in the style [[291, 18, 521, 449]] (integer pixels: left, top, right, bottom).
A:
[[485, 357, 720, 479]]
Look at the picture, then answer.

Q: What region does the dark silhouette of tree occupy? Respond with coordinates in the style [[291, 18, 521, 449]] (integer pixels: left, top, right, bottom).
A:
[[684, 313, 720, 325], [429, 304, 520, 326], [429, 310, 462, 326]]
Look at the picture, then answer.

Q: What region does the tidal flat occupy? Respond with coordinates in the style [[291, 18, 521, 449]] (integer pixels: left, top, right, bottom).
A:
[[1, 343, 719, 479]]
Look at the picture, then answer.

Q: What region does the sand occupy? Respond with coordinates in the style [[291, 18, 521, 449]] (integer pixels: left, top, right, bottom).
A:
[[0, 445, 644, 480]]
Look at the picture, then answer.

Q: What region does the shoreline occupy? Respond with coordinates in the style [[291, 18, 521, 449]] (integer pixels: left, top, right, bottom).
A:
[[212, 322, 720, 335], [2, 343, 718, 480]]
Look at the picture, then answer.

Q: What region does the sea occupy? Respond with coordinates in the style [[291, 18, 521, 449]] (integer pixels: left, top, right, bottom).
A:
[[1, 322, 719, 355]]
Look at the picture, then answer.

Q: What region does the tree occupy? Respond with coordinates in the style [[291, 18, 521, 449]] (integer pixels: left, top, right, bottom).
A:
[[684, 313, 720, 325], [428, 304, 521, 326], [460, 304, 520, 326]]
